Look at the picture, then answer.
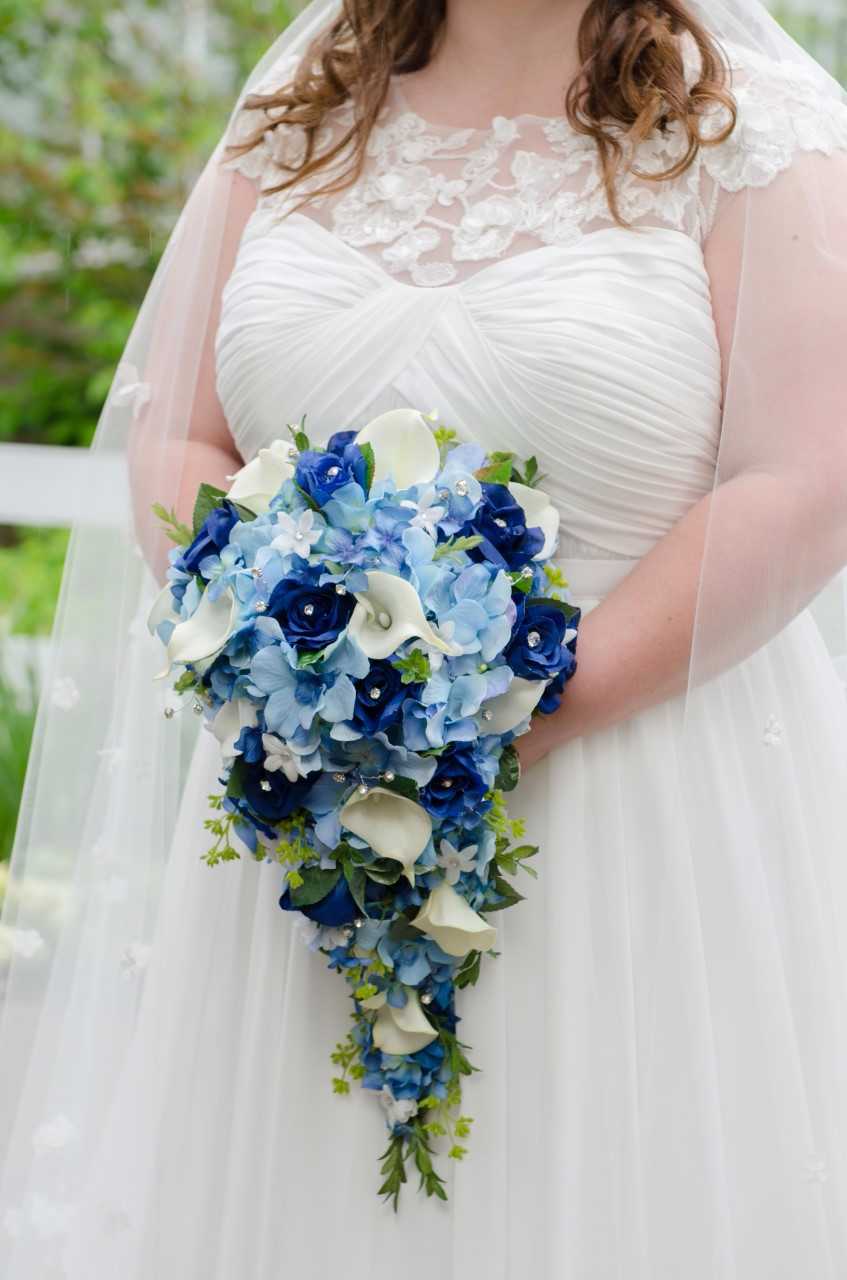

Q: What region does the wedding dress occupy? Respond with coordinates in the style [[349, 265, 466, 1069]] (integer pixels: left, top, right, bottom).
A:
[[6, 30, 847, 1280]]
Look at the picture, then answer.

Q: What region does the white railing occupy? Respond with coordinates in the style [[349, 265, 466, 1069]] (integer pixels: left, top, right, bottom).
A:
[[0, 443, 127, 528]]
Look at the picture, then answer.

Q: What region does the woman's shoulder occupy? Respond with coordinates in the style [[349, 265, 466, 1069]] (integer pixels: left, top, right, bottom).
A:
[[218, 48, 347, 193], [694, 35, 847, 193]]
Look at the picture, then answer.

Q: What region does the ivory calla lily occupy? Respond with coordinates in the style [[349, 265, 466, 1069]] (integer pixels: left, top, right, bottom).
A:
[[225, 439, 294, 514], [508, 481, 559, 560], [354, 409, 441, 489], [155, 585, 239, 679], [372, 987, 438, 1055], [411, 879, 498, 957], [339, 786, 432, 884], [210, 698, 259, 758], [479, 675, 547, 735], [348, 570, 460, 659], [146, 583, 180, 635]]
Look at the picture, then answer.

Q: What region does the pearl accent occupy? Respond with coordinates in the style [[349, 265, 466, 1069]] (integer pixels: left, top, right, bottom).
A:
[[527, 630, 541, 648]]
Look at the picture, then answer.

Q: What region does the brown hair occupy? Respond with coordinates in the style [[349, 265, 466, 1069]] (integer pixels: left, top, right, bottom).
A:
[[224, 0, 737, 227]]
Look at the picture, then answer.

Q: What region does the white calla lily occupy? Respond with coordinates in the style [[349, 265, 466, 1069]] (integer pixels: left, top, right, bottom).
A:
[[226, 439, 294, 514], [480, 675, 547, 735], [210, 698, 259, 758], [339, 786, 432, 884], [372, 987, 438, 1055], [155, 585, 239, 679], [509, 481, 559, 560], [410, 879, 498, 958], [354, 409, 440, 489], [146, 583, 180, 635], [349, 570, 460, 659]]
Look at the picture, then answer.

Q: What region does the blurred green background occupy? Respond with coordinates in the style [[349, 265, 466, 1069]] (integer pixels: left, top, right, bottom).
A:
[[0, 1, 844, 871]]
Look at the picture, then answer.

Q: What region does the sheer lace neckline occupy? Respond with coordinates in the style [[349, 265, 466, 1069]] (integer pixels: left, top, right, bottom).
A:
[[387, 74, 569, 133]]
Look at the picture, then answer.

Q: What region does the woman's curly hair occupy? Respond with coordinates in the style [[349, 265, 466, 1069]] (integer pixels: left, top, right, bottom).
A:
[[224, 0, 737, 227]]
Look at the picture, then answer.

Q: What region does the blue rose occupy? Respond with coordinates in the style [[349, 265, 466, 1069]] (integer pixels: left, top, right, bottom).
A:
[[295, 443, 368, 506], [420, 744, 490, 822], [537, 651, 579, 714], [279, 873, 359, 927], [177, 501, 239, 577], [326, 429, 358, 453], [266, 568, 354, 652], [506, 600, 580, 683], [351, 661, 418, 735], [460, 483, 544, 571], [241, 759, 311, 823]]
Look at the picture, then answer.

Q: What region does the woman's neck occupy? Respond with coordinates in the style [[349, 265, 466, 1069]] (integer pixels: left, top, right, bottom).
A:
[[404, 0, 590, 124]]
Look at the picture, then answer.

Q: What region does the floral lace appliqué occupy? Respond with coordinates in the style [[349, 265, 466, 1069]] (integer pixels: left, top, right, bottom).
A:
[[221, 40, 847, 287]]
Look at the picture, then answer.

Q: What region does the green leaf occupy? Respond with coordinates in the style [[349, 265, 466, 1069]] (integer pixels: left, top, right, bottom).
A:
[[454, 949, 482, 990], [378, 774, 419, 803], [494, 744, 521, 793], [363, 860, 404, 886], [432, 534, 483, 561], [341, 857, 369, 914], [231, 500, 258, 524], [289, 865, 341, 908], [482, 871, 525, 913], [294, 430, 310, 452], [293, 482, 321, 513], [475, 458, 513, 485], [377, 1131, 408, 1212], [151, 502, 192, 547], [358, 441, 375, 494], [224, 758, 247, 803], [508, 568, 534, 595], [192, 482, 228, 536], [297, 646, 327, 668], [391, 649, 431, 685]]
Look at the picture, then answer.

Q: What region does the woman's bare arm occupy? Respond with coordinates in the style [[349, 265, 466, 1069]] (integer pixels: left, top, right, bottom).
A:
[[128, 169, 258, 580], [517, 163, 847, 768]]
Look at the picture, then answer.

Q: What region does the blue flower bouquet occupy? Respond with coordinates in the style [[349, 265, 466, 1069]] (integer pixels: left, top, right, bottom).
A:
[[149, 409, 580, 1207]]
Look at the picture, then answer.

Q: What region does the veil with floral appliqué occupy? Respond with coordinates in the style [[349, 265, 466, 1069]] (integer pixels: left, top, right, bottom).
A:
[[2, 0, 847, 1267]]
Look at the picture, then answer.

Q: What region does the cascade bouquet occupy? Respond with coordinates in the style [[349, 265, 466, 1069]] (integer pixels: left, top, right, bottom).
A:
[[149, 409, 580, 1207]]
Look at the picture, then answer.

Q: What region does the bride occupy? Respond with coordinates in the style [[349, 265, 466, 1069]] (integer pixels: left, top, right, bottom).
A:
[[3, 0, 847, 1275]]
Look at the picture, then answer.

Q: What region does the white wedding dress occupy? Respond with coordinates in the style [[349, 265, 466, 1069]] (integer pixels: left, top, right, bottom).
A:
[[14, 38, 847, 1280]]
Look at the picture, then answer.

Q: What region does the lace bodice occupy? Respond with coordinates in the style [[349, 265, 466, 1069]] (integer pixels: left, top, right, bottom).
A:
[[220, 35, 847, 287]]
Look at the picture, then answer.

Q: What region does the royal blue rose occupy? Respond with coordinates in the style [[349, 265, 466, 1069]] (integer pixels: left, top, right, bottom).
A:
[[506, 600, 580, 683], [351, 661, 418, 735], [241, 760, 311, 823], [420, 744, 490, 822], [537, 644, 578, 714], [177, 501, 239, 577], [279, 873, 359, 927], [295, 442, 368, 506], [460, 483, 544, 571], [326, 429, 358, 453], [267, 568, 354, 652]]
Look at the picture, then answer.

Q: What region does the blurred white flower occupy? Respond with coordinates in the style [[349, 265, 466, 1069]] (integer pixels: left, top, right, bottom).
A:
[[120, 942, 152, 976], [32, 1115, 77, 1153], [5, 927, 45, 959], [51, 677, 80, 711]]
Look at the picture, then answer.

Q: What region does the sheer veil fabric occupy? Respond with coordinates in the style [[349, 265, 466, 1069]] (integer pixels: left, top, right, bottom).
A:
[[3, 0, 847, 1275]]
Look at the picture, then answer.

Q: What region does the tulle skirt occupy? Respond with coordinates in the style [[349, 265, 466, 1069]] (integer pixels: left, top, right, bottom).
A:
[[47, 559, 847, 1278]]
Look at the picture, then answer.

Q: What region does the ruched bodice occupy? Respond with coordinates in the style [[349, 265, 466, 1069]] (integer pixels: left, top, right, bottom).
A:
[[215, 210, 721, 560]]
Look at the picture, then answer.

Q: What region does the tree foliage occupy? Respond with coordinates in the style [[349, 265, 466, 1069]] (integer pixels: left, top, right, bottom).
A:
[[0, 0, 298, 449]]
